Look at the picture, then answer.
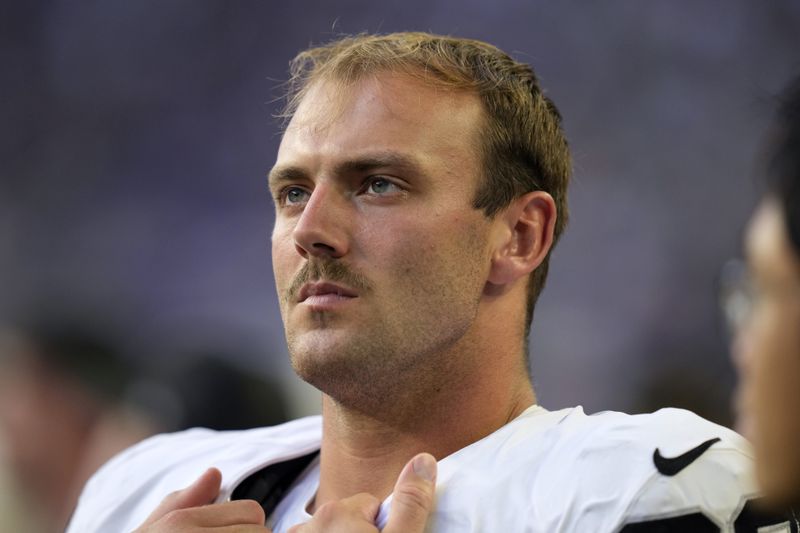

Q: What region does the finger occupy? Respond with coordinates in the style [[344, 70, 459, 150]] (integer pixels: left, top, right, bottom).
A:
[[313, 493, 381, 527], [137, 467, 222, 527], [337, 492, 382, 523], [290, 493, 381, 533], [173, 499, 266, 527], [384, 453, 437, 533], [205, 526, 271, 532]]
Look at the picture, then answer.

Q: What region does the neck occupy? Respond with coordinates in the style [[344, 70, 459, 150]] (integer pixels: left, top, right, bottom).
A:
[[312, 345, 535, 510]]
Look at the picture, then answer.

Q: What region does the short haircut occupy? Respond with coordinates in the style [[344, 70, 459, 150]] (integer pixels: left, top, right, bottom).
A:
[[767, 75, 800, 254], [280, 32, 572, 336]]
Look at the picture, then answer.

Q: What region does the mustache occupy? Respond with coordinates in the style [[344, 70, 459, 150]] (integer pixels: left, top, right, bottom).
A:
[[286, 259, 372, 302]]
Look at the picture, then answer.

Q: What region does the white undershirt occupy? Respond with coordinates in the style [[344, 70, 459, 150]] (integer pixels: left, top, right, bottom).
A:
[[267, 454, 321, 533]]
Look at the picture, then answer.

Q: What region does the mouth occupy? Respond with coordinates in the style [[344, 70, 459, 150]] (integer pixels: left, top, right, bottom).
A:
[[297, 281, 358, 304]]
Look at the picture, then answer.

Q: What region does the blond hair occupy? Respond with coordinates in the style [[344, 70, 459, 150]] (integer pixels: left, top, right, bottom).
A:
[[281, 32, 571, 336]]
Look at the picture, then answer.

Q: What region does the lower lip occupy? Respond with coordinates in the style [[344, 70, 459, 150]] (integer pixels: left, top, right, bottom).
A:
[[300, 294, 356, 309]]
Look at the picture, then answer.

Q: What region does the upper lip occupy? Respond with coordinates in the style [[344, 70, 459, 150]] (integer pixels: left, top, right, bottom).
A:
[[297, 281, 358, 302]]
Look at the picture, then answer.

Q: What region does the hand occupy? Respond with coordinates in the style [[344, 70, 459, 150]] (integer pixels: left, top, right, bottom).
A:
[[288, 452, 437, 533], [134, 467, 269, 532]]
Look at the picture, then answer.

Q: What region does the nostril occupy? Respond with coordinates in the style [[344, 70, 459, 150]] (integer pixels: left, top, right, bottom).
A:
[[312, 242, 337, 254], [294, 243, 309, 258], [294, 240, 341, 259]]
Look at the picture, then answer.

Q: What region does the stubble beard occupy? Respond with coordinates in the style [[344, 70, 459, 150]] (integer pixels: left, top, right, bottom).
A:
[[285, 279, 482, 421]]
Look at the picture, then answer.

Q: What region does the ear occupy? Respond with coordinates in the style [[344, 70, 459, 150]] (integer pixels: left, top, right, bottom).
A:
[[487, 191, 557, 286]]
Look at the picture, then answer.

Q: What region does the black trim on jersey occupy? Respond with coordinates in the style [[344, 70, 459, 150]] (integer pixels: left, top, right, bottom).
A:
[[619, 499, 798, 533], [653, 437, 721, 477], [733, 499, 798, 532], [619, 512, 718, 532], [231, 451, 320, 517]]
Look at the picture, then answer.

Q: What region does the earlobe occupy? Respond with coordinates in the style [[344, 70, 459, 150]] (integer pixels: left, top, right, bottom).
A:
[[487, 191, 557, 286]]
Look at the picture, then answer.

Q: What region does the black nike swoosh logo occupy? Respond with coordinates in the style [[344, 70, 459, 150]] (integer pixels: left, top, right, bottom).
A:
[[653, 437, 721, 476]]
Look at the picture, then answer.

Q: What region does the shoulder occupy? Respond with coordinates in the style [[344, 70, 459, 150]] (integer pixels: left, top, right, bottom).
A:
[[562, 406, 751, 475], [434, 406, 777, 532], [66, 416, 322, 533], [89, 415, 323, 480], [534, 407, 790, 532], [86, 415, 323, 496], [501, 405, 749, 478]]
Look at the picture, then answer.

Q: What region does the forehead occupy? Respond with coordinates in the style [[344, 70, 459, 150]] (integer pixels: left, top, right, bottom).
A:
[[275, 73, 485, 181], [746, 198, 800, 277]]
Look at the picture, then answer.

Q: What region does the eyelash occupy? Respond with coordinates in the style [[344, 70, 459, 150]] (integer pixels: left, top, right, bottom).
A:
[[275, 177, 404, 207]]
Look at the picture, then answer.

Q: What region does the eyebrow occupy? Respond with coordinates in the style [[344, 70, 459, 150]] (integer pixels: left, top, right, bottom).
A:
[[268, 151, 425, 188]]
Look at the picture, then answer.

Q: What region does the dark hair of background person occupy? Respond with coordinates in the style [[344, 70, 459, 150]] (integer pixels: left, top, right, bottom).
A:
[[767, 75, 800, 251], [5, 318, 131, 403], [129, 352, 290, 432]]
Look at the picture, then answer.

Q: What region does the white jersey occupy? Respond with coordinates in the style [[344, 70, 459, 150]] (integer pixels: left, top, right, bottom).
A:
[[67, 405, 796, 532]]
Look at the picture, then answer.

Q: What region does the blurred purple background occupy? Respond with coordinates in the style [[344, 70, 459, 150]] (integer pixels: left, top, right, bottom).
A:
[[2, 1, 799, 423]]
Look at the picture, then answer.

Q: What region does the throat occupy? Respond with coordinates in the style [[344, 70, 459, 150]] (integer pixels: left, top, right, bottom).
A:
[[312, 383, 536, 512], [313, 400, 423, 511]]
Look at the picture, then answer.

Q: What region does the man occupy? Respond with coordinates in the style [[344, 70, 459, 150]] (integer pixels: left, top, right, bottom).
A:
[[728, 76, 800, 513], [68, 32, 787, 532]]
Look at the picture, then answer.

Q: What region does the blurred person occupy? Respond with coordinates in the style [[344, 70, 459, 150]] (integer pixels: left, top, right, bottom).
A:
[[0, 317, 160, 533], [68, 32, 792, 532], [0, 317, 294, 533], [725, 76, 800, 511]]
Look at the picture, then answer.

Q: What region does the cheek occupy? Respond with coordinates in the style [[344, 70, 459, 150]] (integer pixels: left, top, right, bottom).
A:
[[373, 230, 432, 283], [749, 309, 800, 486], [751, 307, 800, 402], [374, 218, 487, 299], [271, 228, 296, 285]]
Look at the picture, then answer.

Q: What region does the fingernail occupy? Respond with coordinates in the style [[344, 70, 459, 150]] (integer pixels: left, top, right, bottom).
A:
[[412, 453, 437, 482]]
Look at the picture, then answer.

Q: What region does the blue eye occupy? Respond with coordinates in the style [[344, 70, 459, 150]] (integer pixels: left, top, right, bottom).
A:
[[283, 187, 310, 205], [368, 178, 399, 195]]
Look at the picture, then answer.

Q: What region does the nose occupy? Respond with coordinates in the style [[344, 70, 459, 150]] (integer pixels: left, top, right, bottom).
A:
[[292, 184, 349, 259]]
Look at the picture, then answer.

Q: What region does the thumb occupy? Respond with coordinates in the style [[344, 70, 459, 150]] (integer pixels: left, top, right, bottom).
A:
[[384, 453, 437, 533], [137, 467, 222, 528]]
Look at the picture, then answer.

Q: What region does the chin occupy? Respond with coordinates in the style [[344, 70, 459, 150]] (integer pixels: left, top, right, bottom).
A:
[[287, 334, 395, 410], [288, 326, 350, 358], [288, 332, 352, 378]]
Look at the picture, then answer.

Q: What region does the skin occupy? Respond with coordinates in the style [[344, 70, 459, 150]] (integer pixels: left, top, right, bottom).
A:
[[138, 69, 557, 531], [736, 197, 800, 506]]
